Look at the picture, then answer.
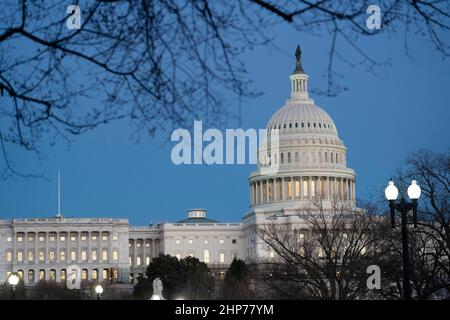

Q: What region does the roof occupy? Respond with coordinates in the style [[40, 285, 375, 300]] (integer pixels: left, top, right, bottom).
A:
[[176, 217, 218, 224]]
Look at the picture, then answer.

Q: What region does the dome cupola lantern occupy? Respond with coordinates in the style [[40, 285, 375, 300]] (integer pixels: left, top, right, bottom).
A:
[[290, 45, 311, 103]]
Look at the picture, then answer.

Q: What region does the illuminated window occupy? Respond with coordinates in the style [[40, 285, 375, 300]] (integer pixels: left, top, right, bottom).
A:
[[71, 251, 77, 262], [28, 270, 35, 284], [203, 250, 210, 263], [204, 240, 209, 245], [92, 250, 97, 261], [39, 251, 44, 262], [219, 239, 224, 245], [102, 250, 108, 261], [28, 251, 34, 262], [269, 250, 275, 258], [102, 269, 109, 280], [145, 256, 150, 265], [60, 251, 66, 262], [113, 250, 118, 261], [188, 239, 193, 245], [129, 243, 132, 247], [92, 235, 97, 241], [49, 269, 56, 281], [81, 235, 87, 241], [60, 270, 66, 281], [7, 236, 12, 242], [145, 242, 150, 247], [49, 235, 55, 242], [82, 269, 88, 280], [128, 257, 132, 266], [39, 270, 45, 281], [219, 253, 225, 263], [136, 256, 141, 265], [49, 251, 55, 262], [71, 235, 76, 241], [39, 236, 44, 242], [137, 242, 141, 248], [311, 180, 315, 196], [18, 270, 24, 279], [287, 180, 292, 198], [102, 235, 108, 241], [93, 269, 98, 280], [81, 250, 87, 261], [113, 235, 118, 241], [28, 235, 34, 241], [295, 179, 300, 197], [17, 235, 23, 242], [60, 235, 66, 241], [175, 239, 181, 245], [6, 251, 12, 262]]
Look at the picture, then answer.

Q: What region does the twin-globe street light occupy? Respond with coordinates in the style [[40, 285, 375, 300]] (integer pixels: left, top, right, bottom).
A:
[[384, 179, 421, 300], [7, 273, 20, 299]]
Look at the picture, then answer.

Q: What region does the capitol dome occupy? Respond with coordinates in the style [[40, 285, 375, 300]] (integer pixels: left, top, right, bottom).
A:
[[249, 46, 356, 211]]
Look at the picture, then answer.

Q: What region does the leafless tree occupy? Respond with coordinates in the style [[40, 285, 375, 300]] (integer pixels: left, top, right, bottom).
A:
[[1, 1, 449, 178], [393, 149, 450, 299], [255, 200, 391, 299]]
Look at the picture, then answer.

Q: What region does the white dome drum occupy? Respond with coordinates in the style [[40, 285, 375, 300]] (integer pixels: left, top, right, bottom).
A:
[[249, 46, 356, 210]]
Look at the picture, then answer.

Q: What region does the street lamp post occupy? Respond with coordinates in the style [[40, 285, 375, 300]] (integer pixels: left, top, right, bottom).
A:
[[95, 284, 103, 300], [8, 273, 19, 300], [384, 179, 421, 300]]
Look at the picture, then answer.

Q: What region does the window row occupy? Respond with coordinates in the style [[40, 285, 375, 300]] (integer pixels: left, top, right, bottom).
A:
[[8, 268, 117, 283], [7, 233, 118, 243], [261, 150, 344, 166], [270, 121, 333, 131], [173, 238, 234, 245], [5, 249, 119, 263]]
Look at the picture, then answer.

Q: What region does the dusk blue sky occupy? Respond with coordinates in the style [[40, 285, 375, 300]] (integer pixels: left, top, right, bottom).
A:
[[1, 21, 449, 225]]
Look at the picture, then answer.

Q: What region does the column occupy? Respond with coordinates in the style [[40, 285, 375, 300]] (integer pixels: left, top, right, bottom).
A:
[[290, 177, 295, 200], [77, 232, 81, 263], [307, 176, 311, 199], [45, 232, 49, 264], [143, 239, 147, 266], [34, 233, 38, 266], [133, 239, 137, 266], [281, 178, 285, 200], [88, 232, 92, 263], [317, 177, 322, 199], [24, 232, 29, 264], [353, 180, 356, 201], [266, 180, 269, 202], [273, 179, 278, 201], [340, 178, 344, 200], [259, 181, 263, 204], [152, 239, 155, 259], [299, 176, 303, 199], [56, 232, 60, 263]]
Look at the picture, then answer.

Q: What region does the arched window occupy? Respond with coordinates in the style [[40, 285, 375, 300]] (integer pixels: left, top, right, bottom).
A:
[[39, 269, 45, 281], [319, 123, 322, 128], [308, 122, 311, 128], [289, 123, 292, 128], [325, 152, 328, 163], [287, 152, 291, 163], [295, 152, 299, 162], [313, 123, 316, 128], [336, 153, 338, 164], [60, 269, 66, 282], [49, 269, 56, 281], [103, 268, 109, 281], [17, 269, 24, 280], [28, 269, 35, 284], [82, 269, 88, 281], [280, 153, 284, 164], [301, 122, 304, 128], [92, 269, 98, 280], [295, 123, 298, 128]]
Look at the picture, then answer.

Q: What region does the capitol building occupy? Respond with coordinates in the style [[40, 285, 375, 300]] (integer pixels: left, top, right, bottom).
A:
[[0, 47, 358, 287]]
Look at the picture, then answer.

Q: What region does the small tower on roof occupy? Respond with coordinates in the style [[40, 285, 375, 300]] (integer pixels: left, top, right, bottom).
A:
[[289, 45, 312, 104]]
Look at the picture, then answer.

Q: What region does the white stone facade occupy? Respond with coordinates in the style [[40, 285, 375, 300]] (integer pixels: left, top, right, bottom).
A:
[[0, 46, 359, 285]]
